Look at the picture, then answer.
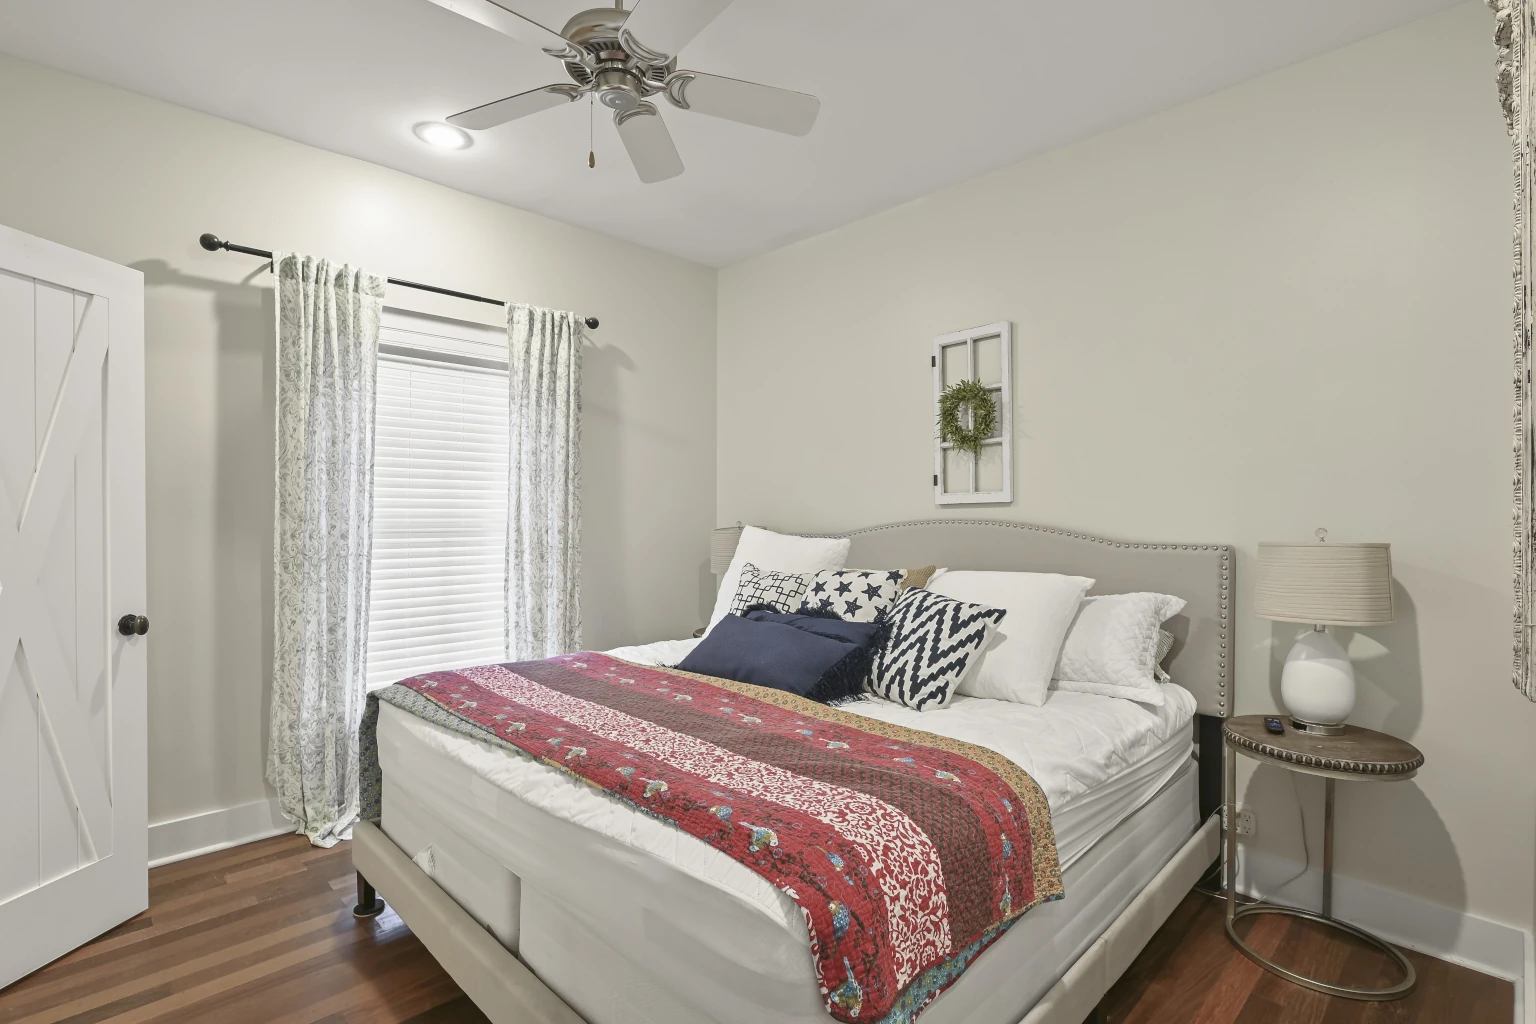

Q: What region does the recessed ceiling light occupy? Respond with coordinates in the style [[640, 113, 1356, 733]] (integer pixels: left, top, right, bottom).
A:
[[413, 122, 472, 150]]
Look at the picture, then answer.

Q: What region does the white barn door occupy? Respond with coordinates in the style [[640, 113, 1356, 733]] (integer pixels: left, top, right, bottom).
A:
[[0, 223, 146, 987]]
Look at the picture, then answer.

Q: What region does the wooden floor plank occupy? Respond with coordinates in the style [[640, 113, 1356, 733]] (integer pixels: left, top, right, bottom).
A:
[[36, 914, 358, 1023], [0, 836, 471, 1024], [1102, 891, 1514, 1024], [397, 996, 492, 1024], [0, 836, 1515, 1023], [148, 835, 320, 891], [5, 886, 363, 1013]]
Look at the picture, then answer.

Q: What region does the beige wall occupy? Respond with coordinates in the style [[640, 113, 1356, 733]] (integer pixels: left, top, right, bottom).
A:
[[0, 54, 718, 826], [5, 0, 1529, 945], [719, 3, 1535, 934]]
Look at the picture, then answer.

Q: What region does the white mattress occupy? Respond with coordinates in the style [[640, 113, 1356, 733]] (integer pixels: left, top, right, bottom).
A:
[[517, 763, 1198, 1024], [603, 637, 1197, 869], [376, 640, 1198, 1023]]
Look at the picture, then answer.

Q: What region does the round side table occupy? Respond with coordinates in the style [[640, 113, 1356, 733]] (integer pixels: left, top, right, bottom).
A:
[[1222, 715, 1425, 1001]]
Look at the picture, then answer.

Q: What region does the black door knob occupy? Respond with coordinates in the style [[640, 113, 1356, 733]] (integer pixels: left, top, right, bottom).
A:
[[117, 614, 149, 637]]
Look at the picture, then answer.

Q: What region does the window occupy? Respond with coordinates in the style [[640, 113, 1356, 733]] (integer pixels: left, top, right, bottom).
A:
[[933, 321, 1013, 504], [366, 311, 510, 690]]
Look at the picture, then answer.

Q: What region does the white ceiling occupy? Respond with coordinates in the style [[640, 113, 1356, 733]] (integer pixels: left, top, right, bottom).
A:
[[1, 0, 1464, 266]]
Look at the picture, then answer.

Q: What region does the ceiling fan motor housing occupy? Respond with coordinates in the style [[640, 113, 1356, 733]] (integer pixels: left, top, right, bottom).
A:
[[560, 7, 672, 114], [593, 68, 642, 111]]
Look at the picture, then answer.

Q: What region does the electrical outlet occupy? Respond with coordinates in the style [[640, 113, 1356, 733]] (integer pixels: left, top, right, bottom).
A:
[[1236, 808, 1256, 838]]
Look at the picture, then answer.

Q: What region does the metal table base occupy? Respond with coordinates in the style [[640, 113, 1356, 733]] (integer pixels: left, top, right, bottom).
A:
[[1224, 738, 1416, 1001]]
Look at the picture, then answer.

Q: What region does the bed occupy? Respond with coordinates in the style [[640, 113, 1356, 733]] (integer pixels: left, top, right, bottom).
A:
[[352, 519, 1232, 1024]]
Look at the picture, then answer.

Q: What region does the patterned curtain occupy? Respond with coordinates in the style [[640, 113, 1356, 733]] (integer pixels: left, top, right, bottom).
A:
[[506, 304, 583, 659], [1490, 1, 1536, 700], [267, 254, 386, 845]]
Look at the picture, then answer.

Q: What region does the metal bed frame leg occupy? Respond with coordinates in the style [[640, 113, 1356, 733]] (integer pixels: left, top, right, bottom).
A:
[[1224, 732, 1237, 923], [353, 871, 386, 919]]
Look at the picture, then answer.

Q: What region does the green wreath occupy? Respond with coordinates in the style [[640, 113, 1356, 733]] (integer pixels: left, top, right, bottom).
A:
[[937, 379, 998, 459]]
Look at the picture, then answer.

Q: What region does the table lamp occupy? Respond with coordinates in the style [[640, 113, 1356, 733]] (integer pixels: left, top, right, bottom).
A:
[[1253, 530, 1393, 735], [711, 525, 743, 576]]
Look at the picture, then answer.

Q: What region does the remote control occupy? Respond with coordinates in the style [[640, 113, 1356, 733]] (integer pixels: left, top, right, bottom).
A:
[[1264, 716, 1285, 735]]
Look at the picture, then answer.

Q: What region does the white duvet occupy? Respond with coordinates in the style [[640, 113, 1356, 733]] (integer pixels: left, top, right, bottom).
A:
[[380, 638, 1195, 933], [375, 638, 1199, 1024], [603, 637, 1197, 868]]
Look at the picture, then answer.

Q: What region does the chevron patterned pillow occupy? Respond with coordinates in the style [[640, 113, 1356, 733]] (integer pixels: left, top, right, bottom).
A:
[[869, 588, 1006, 711]]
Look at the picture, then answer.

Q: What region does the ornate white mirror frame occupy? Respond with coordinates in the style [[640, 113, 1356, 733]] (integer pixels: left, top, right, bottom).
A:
[[1489, 0, 1536, 699]]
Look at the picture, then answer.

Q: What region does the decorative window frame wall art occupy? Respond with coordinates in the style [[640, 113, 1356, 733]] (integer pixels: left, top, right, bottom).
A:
[[933, 321, 1013, 505]]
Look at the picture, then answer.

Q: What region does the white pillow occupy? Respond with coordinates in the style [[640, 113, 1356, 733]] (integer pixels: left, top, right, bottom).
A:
[[927, 569, 1095, 706], [1052, 593, 1187, 705], [708, 526, 851, 631]]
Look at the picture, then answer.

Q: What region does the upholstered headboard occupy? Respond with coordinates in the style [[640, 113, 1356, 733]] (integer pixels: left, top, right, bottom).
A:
[[825, 519, 1233, 719]]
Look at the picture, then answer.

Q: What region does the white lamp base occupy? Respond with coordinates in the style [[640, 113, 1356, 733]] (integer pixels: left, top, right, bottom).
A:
[[1280, 627, 1354, 735]]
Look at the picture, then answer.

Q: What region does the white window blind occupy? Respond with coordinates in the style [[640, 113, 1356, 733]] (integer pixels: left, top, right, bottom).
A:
[[366, 331, 510, 690]]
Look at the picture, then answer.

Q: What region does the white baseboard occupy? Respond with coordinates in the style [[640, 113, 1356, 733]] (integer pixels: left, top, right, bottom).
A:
[[1523, 927, 1533, 1024], [1236, 845, 1529, 988], [148, 797, 293, 868]]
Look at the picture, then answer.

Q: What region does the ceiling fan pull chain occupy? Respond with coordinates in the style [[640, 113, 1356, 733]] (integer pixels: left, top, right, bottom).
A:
[[589, 93, 596, 168]]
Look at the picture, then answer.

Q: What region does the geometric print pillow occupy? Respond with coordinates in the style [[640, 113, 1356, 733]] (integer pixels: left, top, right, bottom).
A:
[[728, 562, 811, 617], [798, 565, 938, 623], [868, 587, 1007, 711]]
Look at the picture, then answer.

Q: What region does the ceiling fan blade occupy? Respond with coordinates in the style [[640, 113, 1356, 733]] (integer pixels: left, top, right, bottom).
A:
[[613, 103, 684, 183], [665, 72, 819, 136], [423, 0, 580, 60], [619, 0, 734, 64], [447, 85, 581, 130]]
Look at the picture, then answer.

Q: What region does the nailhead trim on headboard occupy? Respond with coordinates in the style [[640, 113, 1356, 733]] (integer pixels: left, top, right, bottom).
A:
[[806, 518, 1233, 712]]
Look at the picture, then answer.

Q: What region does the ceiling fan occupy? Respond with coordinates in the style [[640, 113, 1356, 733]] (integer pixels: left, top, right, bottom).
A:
[[426, 0, 820, 183]]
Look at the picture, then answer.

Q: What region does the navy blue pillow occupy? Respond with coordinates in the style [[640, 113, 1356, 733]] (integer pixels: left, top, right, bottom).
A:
[[677, 610, 884, 703]]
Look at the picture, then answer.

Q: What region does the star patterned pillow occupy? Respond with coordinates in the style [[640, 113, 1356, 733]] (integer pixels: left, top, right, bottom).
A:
[[728, 562, 811, 617], [798, 566, 936, 623]]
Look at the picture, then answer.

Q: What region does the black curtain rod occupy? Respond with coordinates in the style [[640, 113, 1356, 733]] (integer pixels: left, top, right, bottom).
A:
[[198, 233, 599, 330]]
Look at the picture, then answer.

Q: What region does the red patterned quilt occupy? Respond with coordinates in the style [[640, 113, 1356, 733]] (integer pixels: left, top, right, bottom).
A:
[[360, 652, 1063, 1023]]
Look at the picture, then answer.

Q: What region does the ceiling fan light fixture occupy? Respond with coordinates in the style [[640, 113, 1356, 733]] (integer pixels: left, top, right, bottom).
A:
[[413, 121, 473, 150]]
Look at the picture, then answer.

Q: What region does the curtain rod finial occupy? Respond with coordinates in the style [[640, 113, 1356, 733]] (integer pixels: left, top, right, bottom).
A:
[[199, 233, 224, 252], [584, 316, 599, 330]]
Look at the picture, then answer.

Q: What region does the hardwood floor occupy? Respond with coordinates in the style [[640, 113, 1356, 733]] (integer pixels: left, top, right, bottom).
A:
[[0, 835, 1514, 1023], [0, 834, 486, 1024], [1100, 889, 1514, 1023]]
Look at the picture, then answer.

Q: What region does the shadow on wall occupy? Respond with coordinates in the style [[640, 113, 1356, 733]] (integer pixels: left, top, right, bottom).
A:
[[698, 560, 716, 630], [132, 258, 275, 808], [1338, 581, 1422, 740], [1247, 580, 1467, 950], [1262, 580, 1423, 737], [1240, 767, 1464, 949], [579, 340, 635, 649], [580, 335, 713, 644]]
